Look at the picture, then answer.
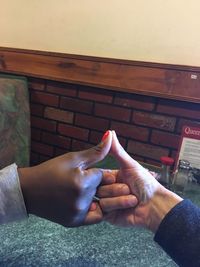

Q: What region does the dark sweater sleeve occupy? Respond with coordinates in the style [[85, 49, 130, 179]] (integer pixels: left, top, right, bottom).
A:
[[154, 199, 200, 267]]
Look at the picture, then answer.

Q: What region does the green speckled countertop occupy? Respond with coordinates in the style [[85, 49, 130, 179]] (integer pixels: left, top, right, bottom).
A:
[[0, 217, 176, 267], [1, 156, 199, 266]]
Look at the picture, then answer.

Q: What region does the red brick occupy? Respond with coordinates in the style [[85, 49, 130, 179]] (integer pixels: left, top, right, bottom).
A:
[[58, 124, 89, 141], [111, 121, 149, 141], [78, 87, 113, 103], [151, 130, 180, 149], [30, 152, 40, 166], [31, 128, 41, 141], [42, 132, 71, 149], [89, 131, 104, 144], [28, 78, 46, 91], [75, 114, 109, 131], [31, 91, 59, 107], [60, 97, 93, 114], [71, 140, 92, 152], [114, 93, 155, 111], [95, 103, 131, 122], [171, 150, 178, 162], [31, 141, 54, 157], [44, 107, 74, 123], [132, 111, 176, 131], [39, 155, 51, 163], [55, 147, 70, 157], [31, 116, 57, 132], [30, 103, 44, 116], [145, 159, 161, 167], [127, 141, 169, 161], [46, 81, 77, 97], [157, 99, 200, 119], [177, 119, 200, 134], [128, 154, 145, 163]]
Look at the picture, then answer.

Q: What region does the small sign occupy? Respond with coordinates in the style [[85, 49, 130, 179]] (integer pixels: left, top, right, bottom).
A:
[[191, 74, 198, 79], [175, 126, 200, 170]]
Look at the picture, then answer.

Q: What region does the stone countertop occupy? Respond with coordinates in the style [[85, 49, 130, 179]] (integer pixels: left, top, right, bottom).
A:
[[0, 217, 176, 267], [1, 156, 199, 267]]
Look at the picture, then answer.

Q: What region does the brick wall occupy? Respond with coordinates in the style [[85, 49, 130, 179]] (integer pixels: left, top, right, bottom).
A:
[[29, 78, 200, 167]]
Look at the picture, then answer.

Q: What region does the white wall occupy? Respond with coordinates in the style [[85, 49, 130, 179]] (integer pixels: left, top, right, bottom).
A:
[[1, 0, 200, 66]]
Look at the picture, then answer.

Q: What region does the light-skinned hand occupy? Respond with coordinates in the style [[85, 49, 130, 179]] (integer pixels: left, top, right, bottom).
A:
[[101, 131, 182, 232]]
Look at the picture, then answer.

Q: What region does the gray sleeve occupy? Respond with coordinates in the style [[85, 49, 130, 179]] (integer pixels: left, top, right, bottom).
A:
[[0, 163, 27, 224]]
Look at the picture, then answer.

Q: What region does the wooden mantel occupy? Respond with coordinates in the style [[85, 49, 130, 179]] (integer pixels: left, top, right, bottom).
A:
[[0, 47, 200, 103]]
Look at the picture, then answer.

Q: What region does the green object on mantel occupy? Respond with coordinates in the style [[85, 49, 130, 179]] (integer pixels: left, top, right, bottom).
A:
[[0, 157, 179, 267], [0, 74, 30, 168]]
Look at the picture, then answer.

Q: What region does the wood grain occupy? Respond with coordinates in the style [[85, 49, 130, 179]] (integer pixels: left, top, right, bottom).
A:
[[0, 47, 200, 103]]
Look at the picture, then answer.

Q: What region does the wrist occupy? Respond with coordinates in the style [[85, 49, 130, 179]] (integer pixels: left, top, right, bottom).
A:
[[146, 186, 183, 233], [18, 167, 36, 214]]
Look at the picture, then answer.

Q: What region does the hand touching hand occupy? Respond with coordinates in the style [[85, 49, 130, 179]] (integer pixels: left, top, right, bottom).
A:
[[87, 171, 138, 225], [18, 131, 116, 227], [103, 131, 182, 232]]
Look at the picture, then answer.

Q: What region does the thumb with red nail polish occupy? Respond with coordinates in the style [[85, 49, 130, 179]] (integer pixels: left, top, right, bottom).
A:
[[101, 130, 110, 142], [77, 130, 112, 170]]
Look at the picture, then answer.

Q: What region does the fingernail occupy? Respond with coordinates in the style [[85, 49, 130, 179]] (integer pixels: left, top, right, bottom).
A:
[[90, 202, 97, 211], [127, 196, 138, 206], [101, 130, 110, 142]]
